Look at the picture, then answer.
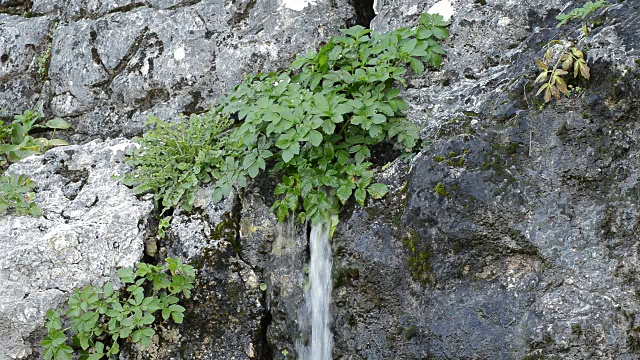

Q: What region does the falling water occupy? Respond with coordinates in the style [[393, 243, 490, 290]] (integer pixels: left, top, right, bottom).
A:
[[297, 220, 333, 360]]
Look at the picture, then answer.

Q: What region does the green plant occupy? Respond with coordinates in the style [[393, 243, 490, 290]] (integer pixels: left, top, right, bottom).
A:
[[41, 258, 195, 360], [37, 21, 58, 77], [37, 47, 51, 76], [123, 113, 233, 213], [434, 182, 449, 197], [1, 109, 71, 168], [0, 109, 71, 217], [535, 42, 590, 103], [125, 13, 450, 225], [0, 173, 41, 216], [556, 0, 608, 35]]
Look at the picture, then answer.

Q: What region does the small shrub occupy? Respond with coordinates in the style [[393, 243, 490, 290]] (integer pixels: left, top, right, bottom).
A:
[[122, 113, 232, 213], [0, 109, 71, 217], [535, 42, 590, 103], [1, 109, 71, 167], [41, 258, 195, 360]]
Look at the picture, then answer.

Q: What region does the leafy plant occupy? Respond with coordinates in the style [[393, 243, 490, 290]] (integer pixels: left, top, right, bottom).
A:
[[1, 109, 71, 168], [535, 41, 590, 103], [0, 173, 41, 216], [125, 13, 450, 225], [0, 109, 71, 217], [123, 113, 233, 213], [41, 258, 195, 360], [556, 0, 608, 35]]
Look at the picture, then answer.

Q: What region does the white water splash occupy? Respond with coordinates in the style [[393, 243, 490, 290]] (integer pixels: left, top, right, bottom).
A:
[[297, 220, 333, 360]]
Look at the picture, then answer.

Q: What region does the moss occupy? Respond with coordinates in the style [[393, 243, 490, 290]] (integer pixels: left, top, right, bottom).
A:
[[210, 211, 240, 254], [480, 142, 521, 184], [433, 155, 445, 162], [434, 182, 449, 197], [434, 117, 478, 140], [447, 158, 465, 167], [403, 325, 418, 340], [402, 231, 433, 284], [333, 266, 360, 288]]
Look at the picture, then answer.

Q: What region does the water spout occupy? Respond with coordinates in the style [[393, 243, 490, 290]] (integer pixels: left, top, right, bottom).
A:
[[297, 220, 333, 360]]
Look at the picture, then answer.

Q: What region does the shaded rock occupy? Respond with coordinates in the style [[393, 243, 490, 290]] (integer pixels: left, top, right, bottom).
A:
[[0, 139, 153, 359], [330, 0, 640, 358], [122, 241, 268, 360], [238, 190, 307, 360]]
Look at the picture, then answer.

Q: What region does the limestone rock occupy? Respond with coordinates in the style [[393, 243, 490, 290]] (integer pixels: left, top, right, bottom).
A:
[[0, 139, 153, 359]]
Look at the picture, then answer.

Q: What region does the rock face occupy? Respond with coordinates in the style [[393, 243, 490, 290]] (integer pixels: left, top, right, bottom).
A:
[[0, 0, 365, 142], [330, 0, 640, 359], [0, 139, 153, 359], [3, 0, 640, 359]]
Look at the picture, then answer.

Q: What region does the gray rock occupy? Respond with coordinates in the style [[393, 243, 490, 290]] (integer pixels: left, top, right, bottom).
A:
[[0, 14, 52, 119], [2, 0, 361, 142], [330, 0, 640, 358], [0, 139, 153, 359], [165, 185, 236, 261]]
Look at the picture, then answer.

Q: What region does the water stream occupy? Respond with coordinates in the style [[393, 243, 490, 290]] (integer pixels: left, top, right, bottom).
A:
[[297, 220, 333, 360]]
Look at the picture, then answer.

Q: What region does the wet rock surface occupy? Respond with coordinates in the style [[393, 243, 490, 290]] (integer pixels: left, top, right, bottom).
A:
[[0, 139, 153, 359]]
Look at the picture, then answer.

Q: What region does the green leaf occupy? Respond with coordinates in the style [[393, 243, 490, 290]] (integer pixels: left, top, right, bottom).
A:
[[307, 130, 323, 147], [354, 188, 366, 206], [45, 118, 72, 130], [336, 184, 352, 204], [281, 142, 300, 163], [367, 183, 389, 199], [171, 311, 184, 324], [117, 268, 135, 283]]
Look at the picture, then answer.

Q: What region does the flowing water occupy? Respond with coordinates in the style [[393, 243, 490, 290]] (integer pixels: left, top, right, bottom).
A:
[[297, 220, 333, 360]]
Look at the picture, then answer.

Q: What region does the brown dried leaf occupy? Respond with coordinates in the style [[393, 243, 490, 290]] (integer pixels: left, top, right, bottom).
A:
[[580, 63, 590, 79], [545, 48, 553, 61], [551, 85, 560, 99], [536, 83, 549, 96], [535, 71, 548, 83], [574, 61, 580, 78], [535, 60, 549, 71], [562, 57, 573, 70], [571, 48, 584, 58], [555, 77, 568, 94], [544, 88, 552, 102]]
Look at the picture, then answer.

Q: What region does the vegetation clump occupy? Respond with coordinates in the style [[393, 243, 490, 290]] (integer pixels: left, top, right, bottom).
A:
[[41, 258, 195, 360], [0, 109, 71, 216], [556, 0, 608, 35], [535, 42, 590, 103], [125, 13, 451, 225]]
